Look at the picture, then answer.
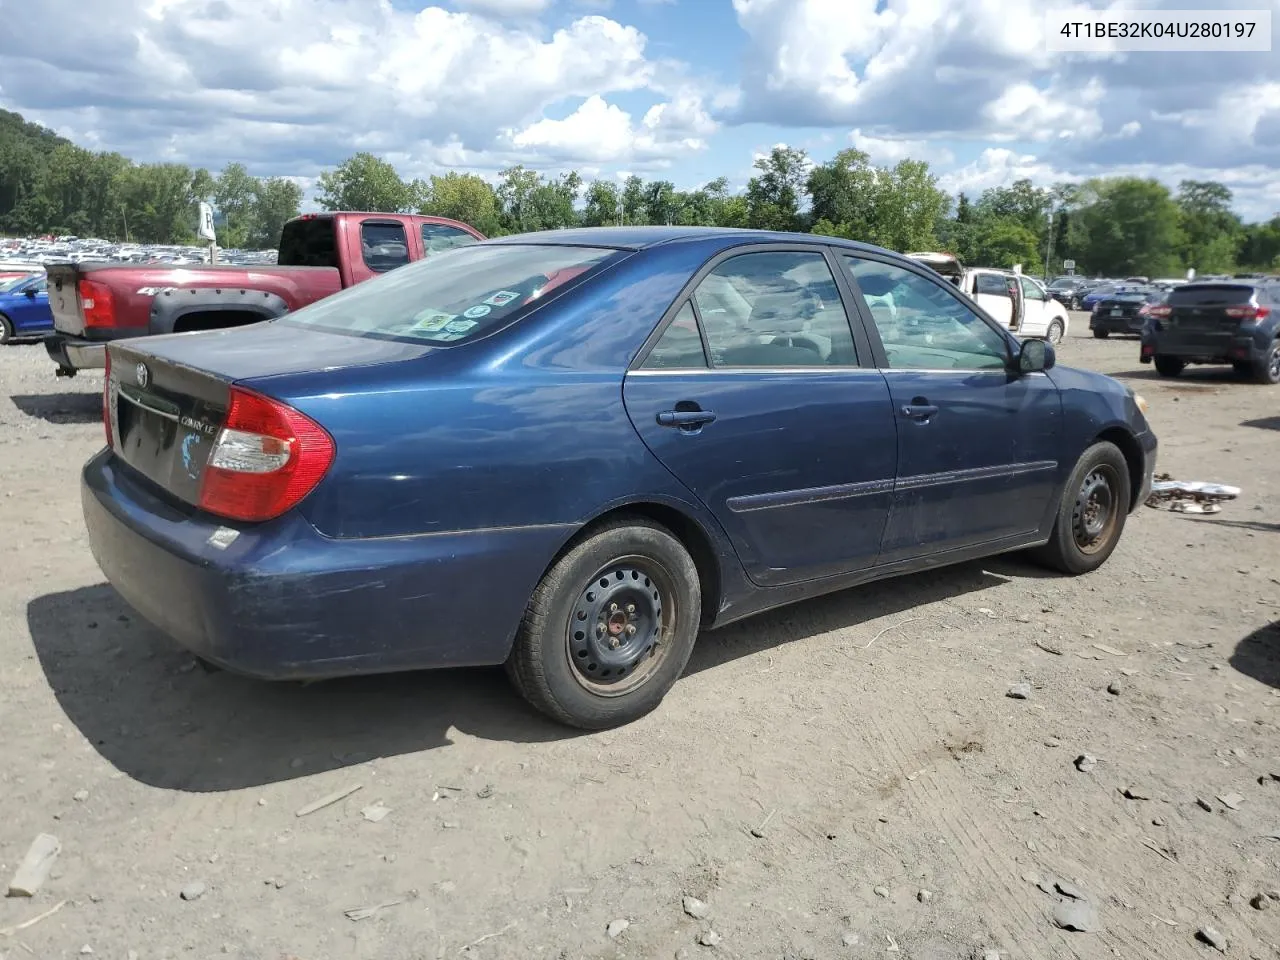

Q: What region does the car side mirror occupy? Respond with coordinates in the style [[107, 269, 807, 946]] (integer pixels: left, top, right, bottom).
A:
[[24, 288, 37, 298], [1017, 338, 1054, 374]]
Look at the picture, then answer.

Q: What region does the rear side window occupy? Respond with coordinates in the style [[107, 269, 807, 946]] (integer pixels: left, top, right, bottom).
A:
[[277, 218, 338, 268], [283, 243, 618, 345], [643, 302, 707, 369], [361, 221, 410, 273], [974, 274, 1008, 296], [422, 223, 479, 253], [1169, 284, 1257, 306]]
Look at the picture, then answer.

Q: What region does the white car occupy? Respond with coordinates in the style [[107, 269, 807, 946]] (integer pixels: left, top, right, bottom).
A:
[[905, 254, 1069, 343]]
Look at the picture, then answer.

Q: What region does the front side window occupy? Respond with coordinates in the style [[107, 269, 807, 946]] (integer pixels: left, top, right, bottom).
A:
[[360, 221, 411, 273], [422, 223, 479, 254], [692, 251, 857, 367], [284, 243, 618, 345], [845, 257, 1011, 371]]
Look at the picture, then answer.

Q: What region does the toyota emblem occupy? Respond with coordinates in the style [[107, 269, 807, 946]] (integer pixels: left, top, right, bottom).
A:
[[136, 363, 149, 388]]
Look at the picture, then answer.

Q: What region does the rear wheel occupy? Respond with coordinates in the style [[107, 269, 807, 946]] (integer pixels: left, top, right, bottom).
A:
[[1154, 355, 1185, 377], [1030, 441, 1131, 575], [1046, 319, 1064, 345], [1092, 328, 1109, 339], [0, 314, 12, 345], [506, 518, 701, 729], [1250, 340, 1280, 385]]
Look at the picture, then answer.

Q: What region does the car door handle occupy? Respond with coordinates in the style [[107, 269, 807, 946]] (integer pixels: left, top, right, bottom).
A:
[[657, 409, 717, 428], [900, 403, 939, 421]]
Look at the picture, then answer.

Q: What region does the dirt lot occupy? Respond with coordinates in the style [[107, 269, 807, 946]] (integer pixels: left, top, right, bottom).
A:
[[1, 317, 1278, 960]]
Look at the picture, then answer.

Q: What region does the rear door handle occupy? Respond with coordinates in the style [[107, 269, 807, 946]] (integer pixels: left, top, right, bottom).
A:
[[657, 409, 717, 428], [900, 403, 939, 421]]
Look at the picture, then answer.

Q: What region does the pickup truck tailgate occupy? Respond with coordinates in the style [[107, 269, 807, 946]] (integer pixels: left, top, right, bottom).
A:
[[47, 264, 88, 335]]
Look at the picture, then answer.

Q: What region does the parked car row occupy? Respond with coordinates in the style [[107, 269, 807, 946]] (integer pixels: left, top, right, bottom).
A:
[[0, 272, 52, 343]]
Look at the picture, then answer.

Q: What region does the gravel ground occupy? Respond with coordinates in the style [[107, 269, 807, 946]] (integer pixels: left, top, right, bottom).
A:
[[1, 318, 1278, 960]]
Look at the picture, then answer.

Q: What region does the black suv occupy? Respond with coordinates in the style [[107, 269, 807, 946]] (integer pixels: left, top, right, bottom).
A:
[[1140, 281, 1280, 384]]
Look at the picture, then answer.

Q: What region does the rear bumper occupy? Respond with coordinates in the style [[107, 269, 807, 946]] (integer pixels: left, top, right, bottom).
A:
[[1142, 331, 1258, 363], [81, 450, 574, 679], [45, 334, 107, 373]]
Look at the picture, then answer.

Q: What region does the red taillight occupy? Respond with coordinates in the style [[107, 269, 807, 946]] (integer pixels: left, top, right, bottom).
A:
[[197, 387, 334, 522], [102, 349, 113, 448], [1224, 304, 1271, 320], [1146, 304, 1171, 319], [79, 279, 116, 328]]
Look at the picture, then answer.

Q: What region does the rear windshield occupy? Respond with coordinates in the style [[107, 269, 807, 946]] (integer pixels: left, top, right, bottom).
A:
[[1105, 291, 1151, 302], [281, 243, 619, 344], [1169, 284, 1256, 306], [278, 218, 338, 268]]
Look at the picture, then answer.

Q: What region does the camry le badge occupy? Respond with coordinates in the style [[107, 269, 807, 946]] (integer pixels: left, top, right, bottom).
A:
[[136, 363, 149, 388]]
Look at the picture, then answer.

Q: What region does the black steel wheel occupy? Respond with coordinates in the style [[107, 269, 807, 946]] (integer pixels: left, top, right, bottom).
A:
[[506, 517, 701, 729], [1029, 441, 1131, 575]]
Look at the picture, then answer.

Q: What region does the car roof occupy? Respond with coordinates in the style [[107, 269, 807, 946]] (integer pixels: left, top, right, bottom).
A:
[[483, 225, 896, 256]]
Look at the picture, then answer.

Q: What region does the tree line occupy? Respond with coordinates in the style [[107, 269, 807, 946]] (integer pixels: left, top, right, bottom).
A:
[[3, 108, 1278, 274]]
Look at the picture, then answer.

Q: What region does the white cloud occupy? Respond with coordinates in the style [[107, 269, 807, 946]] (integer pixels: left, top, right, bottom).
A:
[[508, 93, 713, 163], [849, 130, 954, 167], [452, 0, 551, 15]]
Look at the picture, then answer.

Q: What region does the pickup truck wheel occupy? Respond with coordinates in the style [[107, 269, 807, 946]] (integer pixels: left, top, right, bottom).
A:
[[506, 518, 701, 730], [1028, 441, 1131, 576], [1250, 340, 1280, 385], [0, 314, 12, 345], [1092, 328, 1109, 339], [1154, 355, 1185, 377]]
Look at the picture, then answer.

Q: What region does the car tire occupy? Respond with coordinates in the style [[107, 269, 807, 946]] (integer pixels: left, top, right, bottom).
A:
[[1154, 355, 1185, 377], [1046, 319, 1064, 345], [505, 517, 702, 730], [1249, 340, 1280, 385], [1092, 328, 1108, 339], [1029, 441, 1131, 576], [0, 314, 12, 345]]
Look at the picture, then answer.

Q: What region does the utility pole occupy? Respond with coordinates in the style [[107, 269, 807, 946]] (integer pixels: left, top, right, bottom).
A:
[[1044, 208, 1055, 281]]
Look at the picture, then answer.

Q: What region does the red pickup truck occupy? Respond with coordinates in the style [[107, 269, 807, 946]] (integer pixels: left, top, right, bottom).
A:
[[44, 212, 484, 376]]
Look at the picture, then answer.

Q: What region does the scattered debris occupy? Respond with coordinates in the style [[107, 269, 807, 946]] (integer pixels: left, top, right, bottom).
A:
[[1152, 817, 1166, 827], [1140, 838, 1176, 863], [1196, 926, 1227, 952], [698, 929, 722, 947], [79, 945, 93, 955], [1006, 682, 1032, 700], [73, 789, 89, 802], [1195, 798, 1213, 812], [344, 899, 402, 922], [1035, 639, 1064, 656], [458, 922, 516, 952], [295, 784, 362, 818], [6, 834, 61, 897], [0, 898, 67, 936], [749, 809, 776, 838], [841, 933, 860, 947], [1250, 894, 1270, 911], [1217, 793, 1244, 810], [863, 617, 921, 650], [873, 886, 890, 899], [682, 896, 710, 920], [917, 889, 933, 903], [1107, 680, 1123, 696], [1053, 900, 1099, 932], [605, 918, 629, 939], [1092, 643, 1127, 657], [1055, 880, 1088, 901], [1074, 755, 1097, 773], [361, 802, 392, 823], [179, 882, 205, 901], [981, 952, 1000, 960], [1122, 786, 1152, 800], [476, 785, 495, 800]]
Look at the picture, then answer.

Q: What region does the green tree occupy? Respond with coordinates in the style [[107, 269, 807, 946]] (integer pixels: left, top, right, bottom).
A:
[[419, 171, 499, 234], [316, 153, 413, 213], [1176, 179, 1240, 273], [581, 179, 621, 227], [746, 146, 809, 232], [1074, 177, 1184, 277], [213, 162, 259, 249], [621, 175, 648, 225], [972, 219, 1043, 273], [251, 177, 302, 249], [807, 149, 947, 250], [1238, 216, 1280, 269]]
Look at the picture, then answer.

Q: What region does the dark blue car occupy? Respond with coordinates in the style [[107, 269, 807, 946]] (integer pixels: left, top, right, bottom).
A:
[[83, 228, 1158, 728], [0, 273, 52, 343]]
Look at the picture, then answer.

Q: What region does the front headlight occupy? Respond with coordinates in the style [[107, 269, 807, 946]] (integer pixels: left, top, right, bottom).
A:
[[1124, 384, 1149, 415]]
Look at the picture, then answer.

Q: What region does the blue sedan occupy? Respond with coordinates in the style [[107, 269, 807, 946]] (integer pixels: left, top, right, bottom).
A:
[[0, 273, 52, 343], [83, 228, 1158, 728]]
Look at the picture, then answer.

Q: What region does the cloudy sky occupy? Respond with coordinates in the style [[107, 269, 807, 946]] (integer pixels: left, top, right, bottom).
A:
[[1, 0, 1278, 219]]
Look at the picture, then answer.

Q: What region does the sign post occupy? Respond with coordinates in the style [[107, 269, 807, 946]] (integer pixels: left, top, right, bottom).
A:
[[1063, 258, 1076, 275], [197, 202, 218, 264]]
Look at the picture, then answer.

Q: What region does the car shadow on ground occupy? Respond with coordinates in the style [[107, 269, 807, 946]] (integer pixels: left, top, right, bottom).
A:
[[1241, 416, 1280, 432], [29, 560, 1013, 792], [10, 392, 103, 424], [1106, 367, 1243, 385], [1187, 517, 1280, 534], [1229, 619, 1280, 690]]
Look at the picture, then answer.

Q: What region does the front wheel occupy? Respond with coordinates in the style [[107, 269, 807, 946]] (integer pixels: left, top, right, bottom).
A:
[[1046, 319, 1064, 345], [1154, 355, 1185, 378], [1092, 328, 1109, 339], [506, 518, 701, 729], [1249, 340, 1280, 385], [1029, 441, 1131, 575], [0, 314, 12, 345]]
